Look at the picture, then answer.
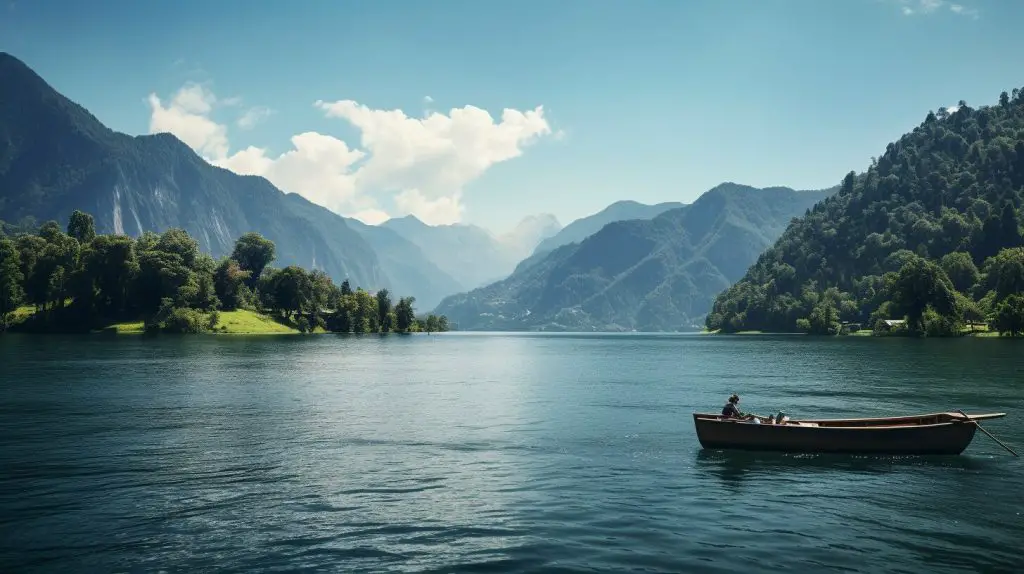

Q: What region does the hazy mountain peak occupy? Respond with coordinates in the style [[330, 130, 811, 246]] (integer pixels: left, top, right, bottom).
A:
[[532, 199, 687, 256], [435, 184, 834, 329]]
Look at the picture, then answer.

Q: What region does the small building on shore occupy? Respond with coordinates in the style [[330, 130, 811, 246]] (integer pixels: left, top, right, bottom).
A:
[[875, 319, 907, 333]]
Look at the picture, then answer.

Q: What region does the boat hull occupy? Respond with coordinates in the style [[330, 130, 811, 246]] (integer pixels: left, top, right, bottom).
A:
[[693, 413, 983, 455]]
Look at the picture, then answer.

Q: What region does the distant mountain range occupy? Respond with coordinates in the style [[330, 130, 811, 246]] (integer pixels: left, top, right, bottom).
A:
[[533, 200, 685, 256], [434, 183, 835, 331], [379, 214, 561, 291]]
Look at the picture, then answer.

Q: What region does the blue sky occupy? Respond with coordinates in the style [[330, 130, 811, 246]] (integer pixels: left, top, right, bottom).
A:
[[2, 0, 1022, 233]]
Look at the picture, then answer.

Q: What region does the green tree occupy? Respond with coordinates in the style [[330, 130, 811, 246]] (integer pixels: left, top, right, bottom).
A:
[[86, 235, 139, 316], [66, 210, 96, 244], [272, 266, 312, 318], [0, 238, 24, 327], [889, 258, 959, 335], [156, 228, 201, 268], [354, 289, 378, 333], [376, 288, 392, 332], [799, 300, 840, 335], [37, 220, 62, 243], [939, 251, 979, 293], [982, 247, 1024, 301], [424, 314, 439, 333], [136, 250, 193, 313], [213, 258, 250, 310], [394, 296, 416, 332], [992, 294, 1024, 337], [231, 232, 276, 287], [340, 279, 353, 296]]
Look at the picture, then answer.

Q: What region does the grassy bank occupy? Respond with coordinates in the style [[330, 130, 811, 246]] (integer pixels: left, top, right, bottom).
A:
[[10, 307, 308, 335], [104, 310, 304, 335]]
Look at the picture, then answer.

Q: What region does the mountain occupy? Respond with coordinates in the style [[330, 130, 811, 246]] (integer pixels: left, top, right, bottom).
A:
[[533, 200, 686, 256], [343, 218, 462, 310], [434, 183, 834, 331], [381, 216, 523, 289], [707, 90, 1024, 335], [499, 213, 561, 260], [0, 52, 390, 290]]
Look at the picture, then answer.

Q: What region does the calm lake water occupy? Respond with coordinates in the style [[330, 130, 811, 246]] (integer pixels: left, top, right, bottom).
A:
[[1, 333, 1022, 573]]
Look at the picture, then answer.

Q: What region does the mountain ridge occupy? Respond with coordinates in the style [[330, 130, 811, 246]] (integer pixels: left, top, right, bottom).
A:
[[434, 183, 834, 331], [533, 199, 687, 256], [707, 89, 1024, 335], [0, 51, 393, 291]]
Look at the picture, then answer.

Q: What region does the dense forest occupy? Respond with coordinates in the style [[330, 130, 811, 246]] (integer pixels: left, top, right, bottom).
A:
[[0, 211, 451, 334], [707, 88, 1024, 337]]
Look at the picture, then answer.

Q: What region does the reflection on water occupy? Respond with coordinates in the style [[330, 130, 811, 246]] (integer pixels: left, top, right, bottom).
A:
[[0, 333, 1022, 573], [695, 448, 996, 485]]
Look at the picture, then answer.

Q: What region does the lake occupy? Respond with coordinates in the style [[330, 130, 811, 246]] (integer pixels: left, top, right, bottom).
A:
[[1, 333, 1022, 573]]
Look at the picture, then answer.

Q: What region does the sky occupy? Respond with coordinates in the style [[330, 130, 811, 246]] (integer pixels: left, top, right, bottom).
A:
[[2, 0, 1022, 234]]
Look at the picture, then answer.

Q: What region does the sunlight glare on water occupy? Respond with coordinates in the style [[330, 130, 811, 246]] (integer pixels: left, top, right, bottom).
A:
[[1, 333, 1022, 573]]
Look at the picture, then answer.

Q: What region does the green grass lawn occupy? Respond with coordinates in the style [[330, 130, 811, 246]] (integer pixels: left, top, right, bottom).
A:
[[211, 309, 301, 334], [105, 321, 145, 334]]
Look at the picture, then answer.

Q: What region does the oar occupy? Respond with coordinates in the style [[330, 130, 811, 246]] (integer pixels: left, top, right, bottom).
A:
[[956, 409, 1018, 457]]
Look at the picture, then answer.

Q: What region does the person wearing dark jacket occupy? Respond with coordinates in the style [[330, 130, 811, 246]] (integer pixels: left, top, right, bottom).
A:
[[722, 394, 746, 419]]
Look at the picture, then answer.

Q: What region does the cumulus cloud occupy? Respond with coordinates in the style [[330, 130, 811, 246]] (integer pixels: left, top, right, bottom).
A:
[[895, 0, 978, 17], [148, 83, 229, 159], [147, 84, 554, 225]]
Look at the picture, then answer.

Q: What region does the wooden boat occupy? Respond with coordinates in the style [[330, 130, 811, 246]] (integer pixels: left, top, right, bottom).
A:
[[692, 411, 1008, 455]]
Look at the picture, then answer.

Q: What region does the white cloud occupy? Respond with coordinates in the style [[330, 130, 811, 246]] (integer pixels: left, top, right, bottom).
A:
[[148, 83, 229, 159], [215, 132, 365, 215], [423, 95, 434, 104], [350, 209, 392, 225], [895, 0, 978, 17], [147, 84, 554, 225], [395, 189, 464, 225], [237, 106, 273, 129]]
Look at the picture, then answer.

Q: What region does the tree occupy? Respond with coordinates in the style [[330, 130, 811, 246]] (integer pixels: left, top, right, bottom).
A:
[[214, 258, 250, 310], [156, 228, 201, 268], [394, 296, 416, 332], [998, 202, 1022, 249], [85, 235, 139, 316], [340, 279, 353, 296], [983, 247, 1024, 301], [799, 300, 840, 335], [66, 210, 96, 244], [889, 258, 959, 335], [135, 250, 193, 313], [231, 232, 276, 287], [376, 288, 392, 332], [37, 220, 62, 242], [939, 251, 979, 292], [425, 314, 439, 333], [0, 238, 24, 327], [309, 269, 333, 313], [272, 266, 312, 318], [992, 294, 1024, 336]]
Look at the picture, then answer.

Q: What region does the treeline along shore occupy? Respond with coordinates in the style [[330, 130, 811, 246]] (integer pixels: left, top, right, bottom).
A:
[[0, 210, 451, 335]]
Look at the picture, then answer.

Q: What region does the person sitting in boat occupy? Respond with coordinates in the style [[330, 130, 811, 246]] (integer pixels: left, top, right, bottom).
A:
[[722, 394, 753, 420]]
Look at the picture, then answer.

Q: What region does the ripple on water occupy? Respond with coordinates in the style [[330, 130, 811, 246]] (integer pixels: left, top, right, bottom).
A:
[[2, 334, 1024, 573]]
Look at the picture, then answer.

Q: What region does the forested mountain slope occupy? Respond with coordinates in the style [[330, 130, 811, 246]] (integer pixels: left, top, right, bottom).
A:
[[707, 88, 1024, 336]]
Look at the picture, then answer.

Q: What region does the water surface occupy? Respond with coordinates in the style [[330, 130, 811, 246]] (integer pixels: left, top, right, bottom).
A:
[[1, 333, 1022, 572]]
